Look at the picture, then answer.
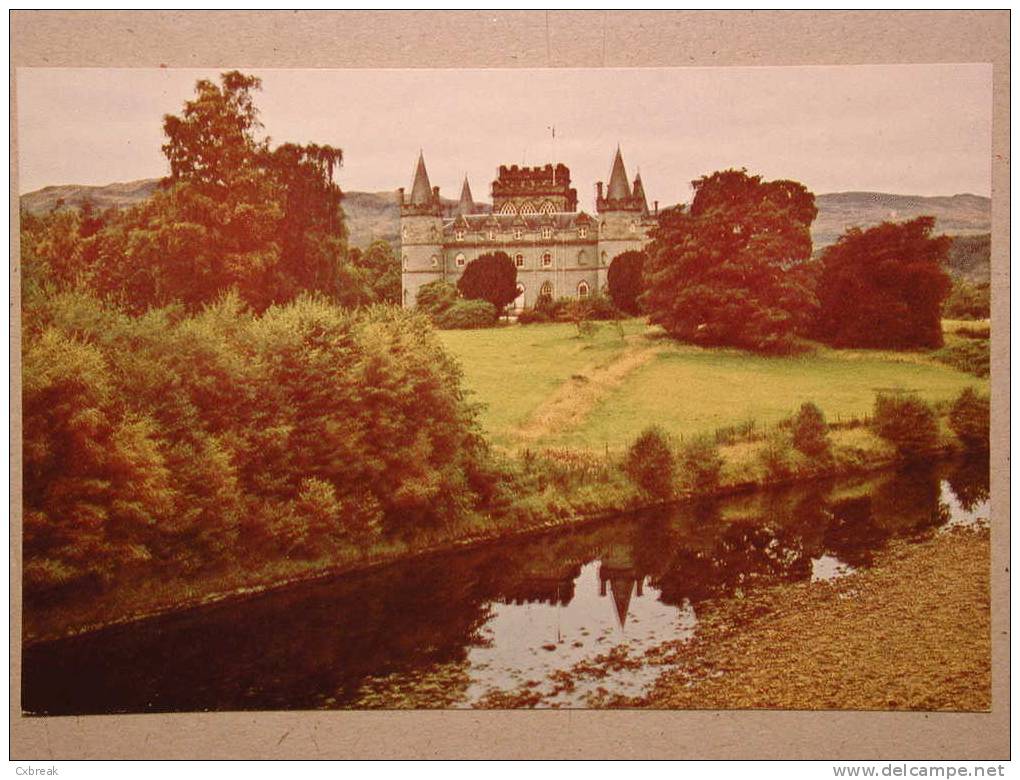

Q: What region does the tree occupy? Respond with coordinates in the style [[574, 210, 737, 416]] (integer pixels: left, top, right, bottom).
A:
[[624, 426, 676, 500], [948, 387, 990, 450], [52, 71, 348, 313], [815, 217, 952, 349], [456, 251, 518, 313], [872, 392, 939, 457], [344, 241, 401, 306], [641, 169, 818, 354], [790, 401, 831, 459], [606, 250, 646, 314]]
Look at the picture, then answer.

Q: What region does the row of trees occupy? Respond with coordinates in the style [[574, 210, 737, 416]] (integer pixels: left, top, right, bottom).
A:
[[22, 71, 400, 313], [609, 170, 957, 354]]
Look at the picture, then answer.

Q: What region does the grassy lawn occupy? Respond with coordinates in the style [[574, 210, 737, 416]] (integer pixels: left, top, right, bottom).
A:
[[438, 319, 988, 453]]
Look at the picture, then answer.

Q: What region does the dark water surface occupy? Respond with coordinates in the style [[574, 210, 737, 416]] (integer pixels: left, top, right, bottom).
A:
[[22, 457, 989, 713]]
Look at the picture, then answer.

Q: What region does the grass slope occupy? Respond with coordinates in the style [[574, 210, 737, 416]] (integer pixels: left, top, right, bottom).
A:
[[439, 320, 987, 453]]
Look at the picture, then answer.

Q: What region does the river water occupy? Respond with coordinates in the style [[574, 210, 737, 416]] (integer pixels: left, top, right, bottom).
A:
[[22, 456, 989, 714]]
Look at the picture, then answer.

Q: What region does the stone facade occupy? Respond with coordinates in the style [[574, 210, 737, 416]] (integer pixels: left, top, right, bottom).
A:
[[399, 148, 657, 310]]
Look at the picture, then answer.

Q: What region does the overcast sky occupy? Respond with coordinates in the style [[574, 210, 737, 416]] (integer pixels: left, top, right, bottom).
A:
[[17, 65, 991, 209]]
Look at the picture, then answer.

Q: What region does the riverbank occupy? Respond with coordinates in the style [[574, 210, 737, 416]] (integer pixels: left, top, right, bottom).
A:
[[23, 420, 967, 646], [632, 525, 991, 711]]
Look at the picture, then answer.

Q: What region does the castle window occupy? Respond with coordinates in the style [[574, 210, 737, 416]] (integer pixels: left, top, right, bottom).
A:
[[577, 249, 588, 265], [542, 252, 552, 268], [540, 281, 553, 299], [541, 227, 552, 239], [629, 221, 638, 233], [401, 226, 408, 240], [455, 252, 466, 267], [488, 229, 496, 240], [515, 284, 526, 307], [540, 202, 555, 215], [600, 251, 607, 266], [578, 227, 588, 239], [515, 253, 525, 268], [455, 229, 465, 241], [499, 202, 517, 215], [402, 255, 408, 270], [513, 228, 523, 240], [520, 202, 536, 216], [431, 255, 439, 268], [577, 280, 590, 299]]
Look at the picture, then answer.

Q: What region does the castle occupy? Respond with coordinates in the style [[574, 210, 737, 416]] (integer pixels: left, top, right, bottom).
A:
[[399, 147, 657, 310]]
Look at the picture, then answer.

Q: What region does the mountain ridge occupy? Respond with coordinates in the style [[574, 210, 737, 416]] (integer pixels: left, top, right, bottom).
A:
[[20, 178, 991, 257]]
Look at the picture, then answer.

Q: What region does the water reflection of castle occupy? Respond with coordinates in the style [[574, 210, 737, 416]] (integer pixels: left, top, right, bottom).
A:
[[497, 543, 646, 628]]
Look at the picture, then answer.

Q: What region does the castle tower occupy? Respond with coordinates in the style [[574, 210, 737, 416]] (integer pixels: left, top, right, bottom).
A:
[[595, 147, 648, 291], [457, 176, 475, 216], [398, 152, 444, 309]]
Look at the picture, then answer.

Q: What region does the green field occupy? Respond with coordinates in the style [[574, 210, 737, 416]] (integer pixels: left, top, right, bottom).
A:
[[438, 320, 987, 453]]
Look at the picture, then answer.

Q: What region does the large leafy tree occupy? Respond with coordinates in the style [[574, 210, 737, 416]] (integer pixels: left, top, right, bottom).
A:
[[457, 251, 518, 312], [815, 217, 952, 348], [606, 250, 645, 315], [641, 169, 818, 354], [30, 71, 348, 313]]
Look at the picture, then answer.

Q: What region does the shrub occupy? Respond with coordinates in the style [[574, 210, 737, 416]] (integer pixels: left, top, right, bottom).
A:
[[415, 280, 458, 317], [516, 307, 550, 325], [934, 339, 990, 378], [759, 433, 794, 481], [790, 401, 831, 459], [457, 252, 518, 312], [948, 387, 990, 450], [678, 436, 724, 493], [943, 279, 991, 320], [434, 299, 497, 329], [623, 426, 676, 500], [606, 250, 645, 314], [871, 392, 939, 457]]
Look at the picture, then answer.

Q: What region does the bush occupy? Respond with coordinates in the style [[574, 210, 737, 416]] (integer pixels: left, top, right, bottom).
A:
[[606, 250, 645, 315], [943, 279, 991, 320], [679, 436, 723, 493], [871, 392, 939, 457], [948, 387, 990, 450], [516, 307, 551, 325], [758, 433, 794, 481], [434, 299, 498, 329], [934, 339, 990, 378], [624, 426, 676, 500], [790, 402, 831, 459], [415, 280, 458, 317]]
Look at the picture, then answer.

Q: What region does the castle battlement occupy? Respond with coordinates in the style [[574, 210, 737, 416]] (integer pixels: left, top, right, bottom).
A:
[[398, 148, 656, 311]]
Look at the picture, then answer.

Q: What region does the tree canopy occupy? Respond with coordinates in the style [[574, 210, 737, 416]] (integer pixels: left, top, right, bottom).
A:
[[815, 217, 952, 349], [456, 251, 518, 312], [606, 250, 645, 315], [640, 169, 818, 354]]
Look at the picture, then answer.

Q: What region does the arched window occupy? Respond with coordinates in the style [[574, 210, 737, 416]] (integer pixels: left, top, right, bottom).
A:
[[455, 252, 466, 267], [430, 255, 439, 268], [455, 228, 465, 241], [402, 254, 408, 270], [488, 229, 496, 240], [499, 202, 517, 215], [514, 283, 526, 308], [577, 227, 588, 239], [514, 253, 525, 268], [540, 281, 554, 298], [541, 227, 553, 239], [577, 280, 590, 299], [577, 249, 588, 265], [629, 221, 638, 233], [401, 225, 408, 240], [403, 289, 408, 306], [600, 251, 608, 266], [519, 201, 536, 216], [513, 228, 523, 240], [542, 252, 552, 268], [539, 201, 556, 215]]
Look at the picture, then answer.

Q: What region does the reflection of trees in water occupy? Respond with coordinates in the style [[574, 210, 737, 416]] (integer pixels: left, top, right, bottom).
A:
[[946, 453, 990, 512], [25, 462, 958, 715]]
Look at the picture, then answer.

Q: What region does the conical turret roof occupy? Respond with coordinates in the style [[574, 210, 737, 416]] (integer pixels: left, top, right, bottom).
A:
[[606, 146, 632, 200], [633, 172, 649, 216], [458, 176, 474, 215], [409, 151, 433, 205]]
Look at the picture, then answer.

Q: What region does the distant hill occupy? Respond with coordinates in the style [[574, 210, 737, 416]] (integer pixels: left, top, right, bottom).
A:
[[811, 191, 990, 248], [20, 180, 990, 280]]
